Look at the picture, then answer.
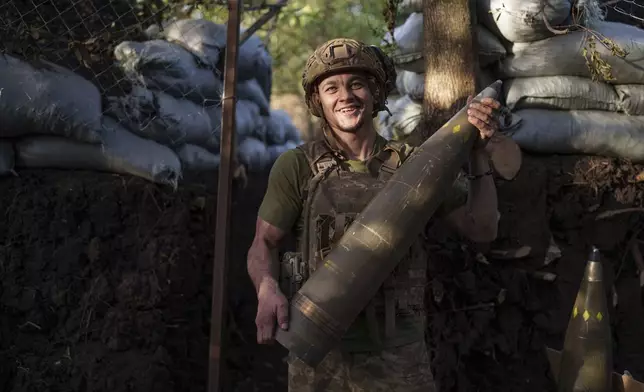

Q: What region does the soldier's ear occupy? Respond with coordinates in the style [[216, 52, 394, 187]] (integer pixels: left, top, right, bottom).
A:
[[310, 90, 324, 117]]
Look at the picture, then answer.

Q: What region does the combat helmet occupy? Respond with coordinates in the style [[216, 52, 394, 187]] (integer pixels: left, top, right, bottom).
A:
[[302, 38, 396, 117]]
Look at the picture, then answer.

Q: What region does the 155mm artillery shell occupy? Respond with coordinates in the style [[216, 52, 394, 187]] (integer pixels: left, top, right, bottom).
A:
[[275, 80, 504, 368]]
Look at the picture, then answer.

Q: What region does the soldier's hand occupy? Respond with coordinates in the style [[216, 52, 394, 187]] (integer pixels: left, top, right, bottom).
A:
[[255, 277, 289, 344], [466, 96, 502, 149]]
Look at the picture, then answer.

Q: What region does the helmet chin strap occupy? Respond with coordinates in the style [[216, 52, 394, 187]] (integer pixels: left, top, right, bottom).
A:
[[383, 99, 392, 116]]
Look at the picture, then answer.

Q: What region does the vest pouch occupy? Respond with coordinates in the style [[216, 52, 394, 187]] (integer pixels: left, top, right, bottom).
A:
[[279, 251, 307, 300]]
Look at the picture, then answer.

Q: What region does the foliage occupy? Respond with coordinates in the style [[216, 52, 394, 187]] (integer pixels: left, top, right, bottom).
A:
[[581, 32, 628, 82], [191, 0, 393, 95]]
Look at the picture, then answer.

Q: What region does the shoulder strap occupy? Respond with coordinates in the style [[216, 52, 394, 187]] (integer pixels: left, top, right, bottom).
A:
[[297, 140, 341, 175], [385, 140, 416, 158], [368, 140, 412, 180]]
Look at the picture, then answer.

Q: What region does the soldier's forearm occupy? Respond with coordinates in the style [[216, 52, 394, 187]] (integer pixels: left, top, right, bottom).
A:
[[247, 239, 278, 293]]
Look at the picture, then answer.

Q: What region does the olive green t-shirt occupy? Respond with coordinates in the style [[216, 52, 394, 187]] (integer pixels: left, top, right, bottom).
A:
[[258, 135, 467, 351]]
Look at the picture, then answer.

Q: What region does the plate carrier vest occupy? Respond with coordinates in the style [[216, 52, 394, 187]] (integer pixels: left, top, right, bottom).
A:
[[279, 139, 429, 343]]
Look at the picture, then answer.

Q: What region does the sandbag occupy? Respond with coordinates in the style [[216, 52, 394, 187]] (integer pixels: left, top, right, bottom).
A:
[[0, 54, 102, 143], [395, 70, 425, 100], [395, 67, 498, 100], [615, 85, 644, 115], [504, 76, 620, 111], [376, 97, 401, 141], [114, 40, 223, 103], [202, 100, 263, 152], [164, 19, 273, 98], [498, 22, 644, 84], [163, 19, 227, 69], [383, 13, 507, 72], [15, 117, 182, 186], [235, 100, 262, 140], [264, 110, 301, 145], [477, 26, 510, 66], [378, 95, 422, 140], [390, 95, 422, 138], [399, 0, 422, 13], [205, 105, 222, 152], [506, 109, 644, 162], [376, 89, 523, 141], [107, 87, 213, 147], [376, 110, 395, 140], [239, 34, 273, 101], [238, 137, 273, 172], [144, 24, 162, 39], [376, 116, 394, 140], [176, 144, 220, 170], [477, 0, 573, 43], [381, 12, 423, 71], [238, 79, 270, 116], [0, 141, 15, 176], [267, 141, 298, 162]]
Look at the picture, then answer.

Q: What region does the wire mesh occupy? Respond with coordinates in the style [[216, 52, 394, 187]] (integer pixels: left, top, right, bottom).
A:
[[0, 0, 283, 155], [0, 0, 277, 101], [602, 0, 644, 26]]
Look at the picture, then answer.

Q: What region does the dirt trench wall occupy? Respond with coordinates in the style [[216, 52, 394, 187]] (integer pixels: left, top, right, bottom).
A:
[[425, 155, 644, 391], [0, 170, 279, 392], [1, 155, 643, 392]]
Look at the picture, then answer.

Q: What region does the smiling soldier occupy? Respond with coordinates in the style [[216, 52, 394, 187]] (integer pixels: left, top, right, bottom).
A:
[[247, 38, 503, 391]]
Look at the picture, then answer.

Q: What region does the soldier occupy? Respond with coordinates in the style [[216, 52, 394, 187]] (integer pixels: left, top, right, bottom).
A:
[[247, 38, 503, 391]]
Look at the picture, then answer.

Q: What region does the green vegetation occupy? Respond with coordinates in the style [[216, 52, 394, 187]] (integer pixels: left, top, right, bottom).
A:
[[195, 0, 399, 95]]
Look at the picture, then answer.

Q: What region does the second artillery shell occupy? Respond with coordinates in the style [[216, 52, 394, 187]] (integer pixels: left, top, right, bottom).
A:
[[557, 247, 613, 392]]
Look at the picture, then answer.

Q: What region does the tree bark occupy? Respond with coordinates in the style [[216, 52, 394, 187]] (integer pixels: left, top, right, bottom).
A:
[[406, 0, 478, 146]]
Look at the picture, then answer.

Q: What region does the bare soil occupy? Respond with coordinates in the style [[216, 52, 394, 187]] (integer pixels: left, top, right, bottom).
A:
[[426, 155, 644, 391], [0, 169, 284, 392], [1, 154, 642, 392]]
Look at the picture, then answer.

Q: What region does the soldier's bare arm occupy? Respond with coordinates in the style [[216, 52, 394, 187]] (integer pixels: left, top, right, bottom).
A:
[[248, 218, 285, 291], [247, 149, 308, 344], [248, 218, 290, 344]]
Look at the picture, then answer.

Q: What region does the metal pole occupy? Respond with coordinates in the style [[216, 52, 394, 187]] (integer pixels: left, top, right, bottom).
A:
[[208, 1, 242, 391], [239, 0, 287, 45]]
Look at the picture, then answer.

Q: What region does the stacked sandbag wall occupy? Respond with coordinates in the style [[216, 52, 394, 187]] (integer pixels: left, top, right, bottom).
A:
[[376, 12, 507, 140], [0, 18, 303, 186], [378, 0, 644, 163], [496, 18, 644, 161]]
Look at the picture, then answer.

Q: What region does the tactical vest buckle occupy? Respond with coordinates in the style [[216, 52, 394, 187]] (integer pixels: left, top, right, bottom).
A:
[[279, 252, 307, 300], [315, 159, 336, 173], [379, 163, 396, 175]]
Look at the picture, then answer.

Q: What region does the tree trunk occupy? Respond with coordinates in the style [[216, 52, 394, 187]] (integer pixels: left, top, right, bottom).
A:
[[406, 0, 478, 146]]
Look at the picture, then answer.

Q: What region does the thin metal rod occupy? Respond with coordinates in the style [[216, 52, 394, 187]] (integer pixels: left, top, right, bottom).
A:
[[239, 0, 287, 45], [208, 0, 242, 391]]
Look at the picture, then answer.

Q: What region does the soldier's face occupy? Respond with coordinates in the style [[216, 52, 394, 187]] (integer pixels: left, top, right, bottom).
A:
[[317, 73, 374, 134]]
